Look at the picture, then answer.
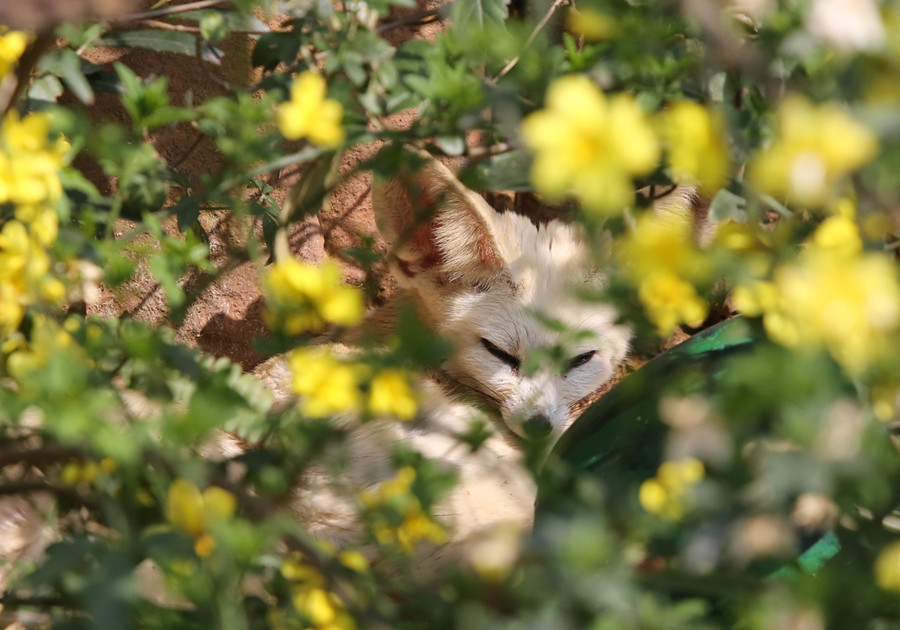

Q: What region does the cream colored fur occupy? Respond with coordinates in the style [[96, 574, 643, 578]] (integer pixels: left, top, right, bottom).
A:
[[2, 157, 694, 585], [254, 155, 635, 567]]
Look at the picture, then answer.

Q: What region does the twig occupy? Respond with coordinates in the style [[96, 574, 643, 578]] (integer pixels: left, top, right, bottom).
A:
[[0, 482, 94, 505], [375, 7, 444, 34], [133, 19, 271, 35], [465, 142, 513, 161], [172, 131, 206, 170], [0, 30, 56, 117], [487, 0, 569, 86], [112, 0, 232, 23], [0, 445, 85, 469]]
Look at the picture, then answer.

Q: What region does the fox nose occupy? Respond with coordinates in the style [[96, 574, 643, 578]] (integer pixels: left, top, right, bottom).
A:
[[523, 414, 553, 438]]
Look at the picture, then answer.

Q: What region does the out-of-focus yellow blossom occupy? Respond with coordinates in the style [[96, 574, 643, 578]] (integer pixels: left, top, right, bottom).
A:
[[368, 369, 417, 420], [0, 112, 68, 209], [810, 214, 862, 258], [711, 222, 773, 278], [61, 461, 100, 487], [361, 466, 447, 553], [61, 457, 117, 487], [337, 549, 369, 573], [769, 251, 900, 373], [736, 219, 900, 374], [732, 280, 778, 318], [165, 479, 236, 557], [282, 551, 326, 585], [749, 95, 878, 207], [0, 29, 28, 78], [619, 213, 710, 334], [658, 101, 730, 193], [619, 213, 709, 283], [6, 316, 78, 380], [638, 272, 708, 335], [265, 259, 364, 335], [871, 386, 898, 422], [288, 347, 366, 417], [278, 71, 345, 148], [521, 75, 659, 214], [874, 541, 900, 592], [639, 458, 705, 520], [565, 9, 618, 40], [280, 552, 356, 630], [0, 111, 67, 337]]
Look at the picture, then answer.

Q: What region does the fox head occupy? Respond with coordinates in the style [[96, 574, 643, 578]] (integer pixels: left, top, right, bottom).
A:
[[372, 154, 631, 438]]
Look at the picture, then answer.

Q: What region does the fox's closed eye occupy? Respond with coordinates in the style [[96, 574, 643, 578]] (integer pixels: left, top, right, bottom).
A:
[[564, 350, 595, 375], [481, 338, 520, 371]]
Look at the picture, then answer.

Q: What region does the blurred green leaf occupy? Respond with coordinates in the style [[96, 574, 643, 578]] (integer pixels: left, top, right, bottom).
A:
[[98, 30, 223, 64]]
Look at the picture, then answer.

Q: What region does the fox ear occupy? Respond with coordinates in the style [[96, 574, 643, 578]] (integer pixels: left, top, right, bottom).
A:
[[372, 154, 506, 284]]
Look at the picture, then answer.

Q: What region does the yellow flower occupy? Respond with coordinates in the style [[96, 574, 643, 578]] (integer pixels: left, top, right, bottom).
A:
[[368, 369, 417, 420], [639, 458, 704, 520], [638, 271, 708, 335], [337, 550, 369, 573], [6, 316, 80, 380], [61, 461, 100, 487], [265, 259, 364, 334], [618, 213, 710, 335], [810, 214, 862, 259], [521, 75, 659, 214], [749, 95, 878, 207], [618, 213, 709, 283], [288, 347, 365, 417], [165, 479, 236, 555], [0, 30, 28, 78], [739, 218, 900, 373], [278, 71, 345, 148], [732, 280, 778, 317], [772, 251, 900, 373], [659, 101, 730, 193], [361, 467, 446, 553], [875, 541, 900, 592], [282, 552, 326, 585], [0, 112, 67, 208], [292, 587, 337, 626]]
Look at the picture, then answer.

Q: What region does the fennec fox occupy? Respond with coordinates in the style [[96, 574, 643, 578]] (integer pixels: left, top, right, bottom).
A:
[[256, 154, 633, 559]]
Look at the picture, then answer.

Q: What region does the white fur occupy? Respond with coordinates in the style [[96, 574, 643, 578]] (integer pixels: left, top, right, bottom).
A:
[[269, 156, 633, 566], [0, 157, 638, 587]]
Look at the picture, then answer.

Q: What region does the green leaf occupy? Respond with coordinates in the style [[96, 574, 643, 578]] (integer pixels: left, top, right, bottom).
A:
[[709, 188, 748, 222], [39, 49, 95, 105], [452, 0, 510, 32], [199, 11, 228, 43], [27, 74, 63, 107], [174, 196, 201, 232], [252, 31, 301, 70], [479, 150, 533, 191], [97, 30, 223, 64], [434, 135, 466, 156]]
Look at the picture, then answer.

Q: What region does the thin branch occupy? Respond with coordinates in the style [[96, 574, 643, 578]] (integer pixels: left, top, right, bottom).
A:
[[0, 482, 94, 505], [131, 19, 271, 35], [375, 7, 444, 34], [465, 141, 512, 161], [0, 30, 56, 116], [112, 0, 232, 23], [487, 0, 569, 86], [172, 131, 206, 170], [0, 445, 85, 469]]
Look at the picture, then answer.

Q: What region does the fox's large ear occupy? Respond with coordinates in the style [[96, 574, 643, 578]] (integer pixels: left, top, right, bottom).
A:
[[372, 154, 506, 285]]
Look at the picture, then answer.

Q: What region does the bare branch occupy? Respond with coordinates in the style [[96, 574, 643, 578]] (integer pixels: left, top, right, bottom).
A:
[[113, 0, 233, 23], [487, 0, 569, 86]]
